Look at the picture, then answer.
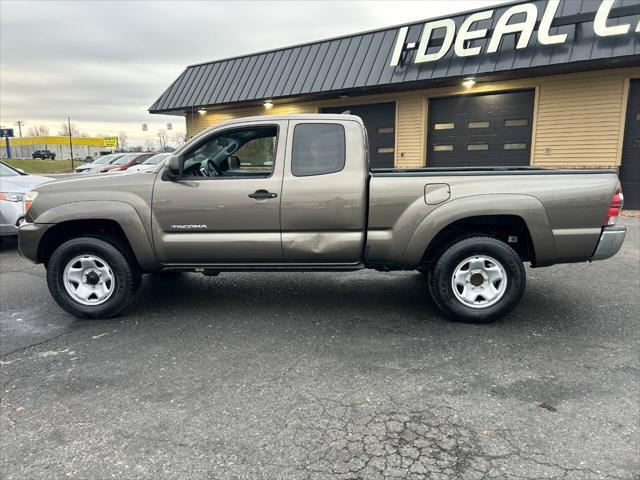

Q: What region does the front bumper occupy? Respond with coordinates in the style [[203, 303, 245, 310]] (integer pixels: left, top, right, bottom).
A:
[[18, 222, 52, 263], [591, 224, 626, 261]]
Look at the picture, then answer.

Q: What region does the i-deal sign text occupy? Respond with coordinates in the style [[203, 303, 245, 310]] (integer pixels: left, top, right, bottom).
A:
[[390, 0, 639, 67]]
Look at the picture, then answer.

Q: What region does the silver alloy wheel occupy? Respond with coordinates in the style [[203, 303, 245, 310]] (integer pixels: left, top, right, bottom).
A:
[[63, 254, 115, 306], [451, 255, 507, 309]]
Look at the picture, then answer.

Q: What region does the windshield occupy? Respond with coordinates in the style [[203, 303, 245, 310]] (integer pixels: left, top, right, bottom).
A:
[[142, 153, 169, 165], [93, 154, 117, 165], [0, 163, 20, 177], [113, 154, 139, 165]]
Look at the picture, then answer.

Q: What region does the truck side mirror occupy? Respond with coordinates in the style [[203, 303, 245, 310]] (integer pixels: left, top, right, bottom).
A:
[[165, 155, 181, 178]]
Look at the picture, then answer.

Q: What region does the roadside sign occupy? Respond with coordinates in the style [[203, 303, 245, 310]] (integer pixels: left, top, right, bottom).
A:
[[103, 137, 118, 147], [1, 128, 14, 138]]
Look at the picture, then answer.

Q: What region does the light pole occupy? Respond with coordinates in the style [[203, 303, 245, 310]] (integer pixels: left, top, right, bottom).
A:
[[67, 116, 74, 169], [15, 121, 23, 138]]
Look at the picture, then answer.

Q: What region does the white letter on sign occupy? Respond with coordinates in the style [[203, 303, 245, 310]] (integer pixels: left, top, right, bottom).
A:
[[389, 26, 409, 67], [594, 0, 630, 37], [487, 3, 538, 53], [415, 19, 456, 63], [538, 0, 568, 45], [454, 10, 494, 57]]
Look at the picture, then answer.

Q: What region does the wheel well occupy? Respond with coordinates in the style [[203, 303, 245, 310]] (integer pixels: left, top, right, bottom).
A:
[[420, 215, 535, 268], [37, 219, 140, 269]]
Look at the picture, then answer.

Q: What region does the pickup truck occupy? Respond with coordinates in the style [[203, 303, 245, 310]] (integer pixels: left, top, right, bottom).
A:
[[17, 114, 626, 323]]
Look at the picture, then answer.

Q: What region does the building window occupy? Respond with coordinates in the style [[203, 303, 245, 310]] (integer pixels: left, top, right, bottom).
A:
[[503, 143, 528, 150], [467, 143, 489, 151], [434, 123, 454, 130], [292, 123, 345, 177], [377, 147, 394, 154], [468, 121, 490, 128], [377, 127, 394, 134], [504, 119, 529, 127], [433, 144, 453, 151]]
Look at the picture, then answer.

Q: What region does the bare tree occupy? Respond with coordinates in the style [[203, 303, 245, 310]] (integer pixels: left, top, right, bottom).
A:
[[157, 129, 168, 151], [58, 122, 80, 137], [118, 131, 129, 151], [173, 130, 187, 147], [28, 125, 49, 136], [144, 139, 155, 152]]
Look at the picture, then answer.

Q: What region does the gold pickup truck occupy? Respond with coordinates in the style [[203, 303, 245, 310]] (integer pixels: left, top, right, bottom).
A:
[[18, 114, 626, 323]]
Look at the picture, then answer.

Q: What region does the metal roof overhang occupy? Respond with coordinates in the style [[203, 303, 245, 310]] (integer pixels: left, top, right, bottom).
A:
[[150, 0, 640, 116]]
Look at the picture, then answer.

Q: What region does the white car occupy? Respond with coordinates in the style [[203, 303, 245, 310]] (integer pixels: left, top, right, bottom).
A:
[[126, 153, 171, 173], [0, 162, 50, 237]]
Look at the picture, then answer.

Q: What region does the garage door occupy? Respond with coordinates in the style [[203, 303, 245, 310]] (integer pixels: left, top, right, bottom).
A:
[[428, 90, 535, 167], [321, 102, 395, 169], [620, 80, 640, 210]]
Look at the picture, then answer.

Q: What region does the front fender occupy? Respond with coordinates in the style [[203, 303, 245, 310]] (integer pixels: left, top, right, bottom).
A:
[[400, 194, 556, 268], [30, 200, 158, 270]]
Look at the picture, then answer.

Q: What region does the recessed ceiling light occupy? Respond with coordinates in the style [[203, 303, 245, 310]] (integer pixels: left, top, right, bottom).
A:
[[462, 77, 476, 88], [263, 100, 274, 108], [197, 109, 207, 115]]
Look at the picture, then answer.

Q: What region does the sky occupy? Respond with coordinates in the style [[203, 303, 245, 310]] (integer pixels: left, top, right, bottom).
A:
[[1, 0, 505, 147]]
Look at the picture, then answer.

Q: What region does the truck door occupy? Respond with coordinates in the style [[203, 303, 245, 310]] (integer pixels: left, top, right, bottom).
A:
[[151, 120, 286, 264], [280, 119, 368, 264]]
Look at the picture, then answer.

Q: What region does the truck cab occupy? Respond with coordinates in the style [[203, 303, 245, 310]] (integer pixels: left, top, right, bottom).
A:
[[153, 115, 368, 266]]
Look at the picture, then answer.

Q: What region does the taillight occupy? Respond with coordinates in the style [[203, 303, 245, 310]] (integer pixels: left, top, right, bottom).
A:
[[604, 184, 624, 226]]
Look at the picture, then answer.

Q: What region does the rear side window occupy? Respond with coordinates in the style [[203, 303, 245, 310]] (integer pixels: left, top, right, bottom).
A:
[[292, 123, 345, 176]]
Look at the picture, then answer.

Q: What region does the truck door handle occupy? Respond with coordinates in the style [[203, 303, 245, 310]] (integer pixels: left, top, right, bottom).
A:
[[248, 189, 277, 199]]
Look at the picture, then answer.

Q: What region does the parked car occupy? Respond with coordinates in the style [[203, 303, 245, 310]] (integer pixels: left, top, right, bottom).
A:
[[73, 153, 124, 174], [17, 114, 626, 322], [0, 162, 50, 237], [126, 153, 171, 173], [32, 150, 56, 160], [84, 156, 94, 163], [100, 153, 155, 173]]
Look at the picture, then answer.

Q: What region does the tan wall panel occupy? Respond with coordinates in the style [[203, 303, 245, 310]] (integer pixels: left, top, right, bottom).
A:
[[532, 71, 631, 167]]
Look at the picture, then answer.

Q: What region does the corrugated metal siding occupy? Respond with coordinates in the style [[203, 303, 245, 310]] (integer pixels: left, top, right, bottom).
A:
[[532, 70, 629, 167], [150, 0, 640, 113], [395, 97, 425, 168]]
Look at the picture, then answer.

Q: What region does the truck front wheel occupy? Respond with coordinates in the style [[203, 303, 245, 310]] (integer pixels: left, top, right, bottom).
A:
[[46, 237, 138, 319], [429, 237, 526, 323]]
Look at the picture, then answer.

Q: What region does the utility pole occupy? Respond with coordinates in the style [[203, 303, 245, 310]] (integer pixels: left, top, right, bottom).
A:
[[67, 116, 74, 169], [15, 121, 24, 138]]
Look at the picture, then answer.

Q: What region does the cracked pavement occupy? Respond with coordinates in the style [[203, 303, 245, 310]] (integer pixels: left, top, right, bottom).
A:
[[1, 217, 638, 479]]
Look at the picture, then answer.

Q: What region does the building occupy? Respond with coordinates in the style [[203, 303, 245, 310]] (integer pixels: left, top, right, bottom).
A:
[[150, 0, 640, 208], [0, 136, 117, 160]]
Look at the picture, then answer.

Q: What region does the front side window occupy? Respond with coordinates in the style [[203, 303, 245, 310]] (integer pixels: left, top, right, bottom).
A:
[[292, 123, 345, 177], [181, 126, 277, 178]]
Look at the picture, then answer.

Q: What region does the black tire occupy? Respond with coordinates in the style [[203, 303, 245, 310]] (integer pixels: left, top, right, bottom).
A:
[[46, 237, 137, 319], [429, 237, 525, 324]]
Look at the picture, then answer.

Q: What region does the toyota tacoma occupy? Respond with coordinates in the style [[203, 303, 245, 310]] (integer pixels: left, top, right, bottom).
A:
[[17, 114, 626, 323]]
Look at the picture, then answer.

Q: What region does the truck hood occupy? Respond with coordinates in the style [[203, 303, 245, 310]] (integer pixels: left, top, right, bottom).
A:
[[27, 170, 158, 223], [1, 174, 51, 193]]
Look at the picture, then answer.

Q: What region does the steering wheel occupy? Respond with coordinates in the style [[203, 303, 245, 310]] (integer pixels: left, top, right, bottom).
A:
[[204, 158, 223, 177]]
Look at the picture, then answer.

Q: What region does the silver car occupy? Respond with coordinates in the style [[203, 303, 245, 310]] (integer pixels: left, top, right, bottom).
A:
[[0, 162, 50, 237], [73, 153, 124, 174]]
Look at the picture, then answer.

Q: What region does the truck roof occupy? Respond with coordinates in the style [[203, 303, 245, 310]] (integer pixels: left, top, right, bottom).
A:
[[194, 113, 365, 138]]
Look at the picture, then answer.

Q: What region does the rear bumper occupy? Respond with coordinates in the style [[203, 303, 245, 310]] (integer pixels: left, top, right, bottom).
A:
[[591, 224, 626, 261]]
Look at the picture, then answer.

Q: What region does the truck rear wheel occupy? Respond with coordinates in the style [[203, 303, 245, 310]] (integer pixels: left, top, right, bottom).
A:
[[429, 237, 525, 323], [46, 237, 138, 319]]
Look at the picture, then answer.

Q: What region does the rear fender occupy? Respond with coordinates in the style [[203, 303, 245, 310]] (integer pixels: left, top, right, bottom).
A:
[[400, 194, 555, 268]]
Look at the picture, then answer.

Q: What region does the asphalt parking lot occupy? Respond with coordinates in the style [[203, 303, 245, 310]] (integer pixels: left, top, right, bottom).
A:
[[1, 218, 638, 480]]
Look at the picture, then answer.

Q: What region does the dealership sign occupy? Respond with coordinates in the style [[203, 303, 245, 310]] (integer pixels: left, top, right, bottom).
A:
[[390, 0, 640, 67]]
